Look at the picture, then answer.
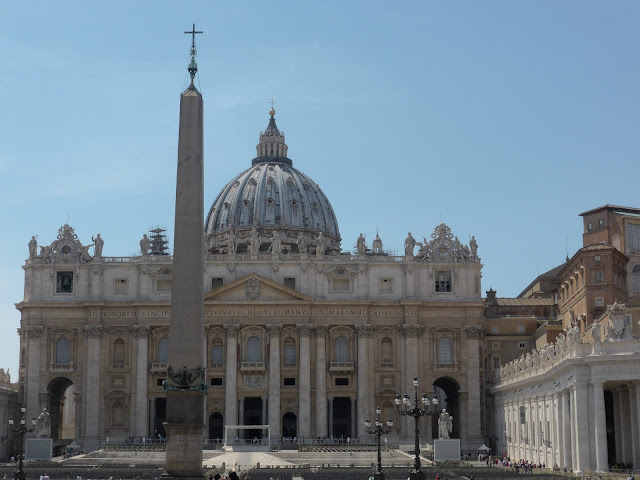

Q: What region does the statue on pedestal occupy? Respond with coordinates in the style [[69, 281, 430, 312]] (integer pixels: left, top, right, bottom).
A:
[[404, 232, 416, 256], [356, 233, 366, 255], [140, 234, 151, 255], [270, 231, 282, 254], [37, 408, 51, 438], [92, 234, 104, 257], [316, 232, 327, 257], [28, 236, 38, 258], [470, 236, 478, 258], [438, 409, 453, 439], [297, 233, 307, 254]]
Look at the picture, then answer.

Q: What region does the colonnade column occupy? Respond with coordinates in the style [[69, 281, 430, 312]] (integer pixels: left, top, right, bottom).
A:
[[635, 383, 640, 468], [573, 382, 589, 473], [261, 396, 268, 426], [266, 325, 282, 438], [224, 324, 239, 440], [132, 325, 150, 437], [612, 389, 622, 464], [593, 381, 608, 471], [630, 384, 640, 468], [561, 390, 571, 470], [84, 326, 103, 450], [553, 392, 562, 469], [298, 324, 312, 438], [356, 325, 372, 438], [315, 326, 328, 438], [619, 388, 632, 464]]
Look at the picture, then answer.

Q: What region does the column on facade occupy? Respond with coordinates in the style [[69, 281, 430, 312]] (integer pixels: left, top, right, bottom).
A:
[[132, 325, 150, 437], [266, 324, 282, 438], [238, 397, 244, 428], [25, 327, 43, 425], [328, 397, 334, 438], [356, 324, 372, 438], [397, 325, 408, 437], [224, 324, 239, 439], [73, 391, 83, 442], [592, 381, 608, 471], [464, 326, 483, 444], [351, 397, 357, 439], [261, 396, 268, 426], [573, 382, 589, 473], [553, 392, 562, 469], [84, 326, 102, 449], [570, 388, 578, 471], [561, 389, 571, 470], [298, 324, 312, 438], [315, 326, 328, 438]]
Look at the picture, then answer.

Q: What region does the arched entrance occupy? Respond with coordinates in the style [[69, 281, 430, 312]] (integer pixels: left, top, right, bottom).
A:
[[282, 412, 297, 438], [432, 377, 460, 439], [209, 412, 223, 440], [46, 377, 74, 440]]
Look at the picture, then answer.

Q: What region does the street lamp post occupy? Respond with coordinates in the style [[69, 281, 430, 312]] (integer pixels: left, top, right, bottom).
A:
[[364, 405, 393, 480], [8, 405, 37, 480], [395, 376, 438, 480]]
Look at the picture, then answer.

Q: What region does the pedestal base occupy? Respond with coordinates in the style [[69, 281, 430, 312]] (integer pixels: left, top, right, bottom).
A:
[[25, 438, 52, 460], [434, 439, 461, 462], [164, 423, 204, 478]]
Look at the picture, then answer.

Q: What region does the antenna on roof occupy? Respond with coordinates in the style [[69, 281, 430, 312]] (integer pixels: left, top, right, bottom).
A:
[[565, 232, 568, 259]]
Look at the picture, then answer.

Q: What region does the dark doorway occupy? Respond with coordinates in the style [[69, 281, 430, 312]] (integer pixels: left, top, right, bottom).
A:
[[432, 377, 460, 439], [282, 412, 297, 438], [243, 397, 263, 440], [154, 398, 166, 438], [209, 412, 223, 440], [46, 377, 73, 440], [604, 390, 616, 465], [333, 397, 351, 439]]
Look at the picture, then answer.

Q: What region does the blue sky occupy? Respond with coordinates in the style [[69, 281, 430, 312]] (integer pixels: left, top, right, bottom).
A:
[[1, 1, 639, 374]]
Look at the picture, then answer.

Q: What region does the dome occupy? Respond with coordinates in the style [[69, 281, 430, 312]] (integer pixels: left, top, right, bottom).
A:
[[205, 110, 341, 255]]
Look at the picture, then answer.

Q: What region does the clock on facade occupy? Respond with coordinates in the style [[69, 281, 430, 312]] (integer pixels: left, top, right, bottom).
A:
[[57, 240, 75, 258], [433, 239, 452, 257]]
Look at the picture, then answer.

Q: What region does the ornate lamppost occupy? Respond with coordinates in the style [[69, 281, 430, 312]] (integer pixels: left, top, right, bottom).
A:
[[364, 405, 393, 480], [395, 376, 438, 480], [8, 405, 37, 480]]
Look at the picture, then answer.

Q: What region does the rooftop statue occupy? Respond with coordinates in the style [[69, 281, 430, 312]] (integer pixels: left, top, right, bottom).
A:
[[404, 232, 416, 256], [356, 233, 366, 255], [316, 232, 326, 257], [92, 234, 104, 257], [140, 234, 151, 255], [28, 236, 38, 258]]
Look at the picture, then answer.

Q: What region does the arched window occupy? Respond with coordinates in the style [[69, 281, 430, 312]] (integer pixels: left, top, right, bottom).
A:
[[56, 338, 70, 364], [284, 337, 296, 364], [633, 264, 640, 292], [112, 402, 124, 427], [211, 338, 224, 366], [113, 338, 125, 365], [282, 412, 297, 438], [438, 337, 452, 365], [158, 337, 169, 363], [381, 337, 393, 362], [247, 336, 261, 362], [335, 336, 349, 362]]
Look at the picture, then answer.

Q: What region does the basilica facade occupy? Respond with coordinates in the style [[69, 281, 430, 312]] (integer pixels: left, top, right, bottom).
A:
[[16, 110, 486, 454]]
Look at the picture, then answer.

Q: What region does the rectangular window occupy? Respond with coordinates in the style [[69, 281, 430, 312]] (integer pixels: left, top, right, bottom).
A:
[[114, 279, 128, 294], [491, 342, 500, 350], [156, 279, 172, 292], [283, 377, 296, 386], [599, 219, 604, 229], [211, 345, 224, 366], [156, 379, 165, 387], [517, 325, 525, 333], [594, 255, 601, 262], [284, 344, 296, 364], [335, 378, 349, 386], [493, 357, 500, 369], [331, 278, 350, 292], [627, 223, 640, 254], [588, 223, 593, 232], [378, 278, 393, 294], [518, 342, 526, 349], [595, 297, 604, 307], [56, 271, 74, 293], [490, 326, 499, 333], [435, 271, 452, 293], [283, 277, 296, 290], [211, 277, 224, 290], [211, 377, 223, 386]]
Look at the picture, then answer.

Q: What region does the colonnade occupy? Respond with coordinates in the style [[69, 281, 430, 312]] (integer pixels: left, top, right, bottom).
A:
[[496, 382, 640, 473]]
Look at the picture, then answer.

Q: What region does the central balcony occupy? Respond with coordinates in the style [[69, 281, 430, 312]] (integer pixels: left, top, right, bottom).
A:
[[240, 361, 266, 373], [329, 361, 355, 373]]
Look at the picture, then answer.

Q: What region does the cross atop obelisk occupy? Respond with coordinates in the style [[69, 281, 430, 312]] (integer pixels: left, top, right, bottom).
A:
[[184, 23, 203, 81]]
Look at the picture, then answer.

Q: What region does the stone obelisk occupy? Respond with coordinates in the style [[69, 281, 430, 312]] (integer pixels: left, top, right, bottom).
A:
[[164, 24, 205, 480]]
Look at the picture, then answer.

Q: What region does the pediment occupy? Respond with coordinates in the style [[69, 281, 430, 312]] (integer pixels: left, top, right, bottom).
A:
[[204, 273, 313, 303]]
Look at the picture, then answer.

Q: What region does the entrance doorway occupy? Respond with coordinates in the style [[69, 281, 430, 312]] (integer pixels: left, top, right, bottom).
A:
[[209, 412, 223, 440], [332, 397, 351, 439], [154, 398, 166, 438], [282, 412, 297, 438], [243, 397, 263, 440], [432, 377, 460, 439], [46, 377, 74, 440]]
